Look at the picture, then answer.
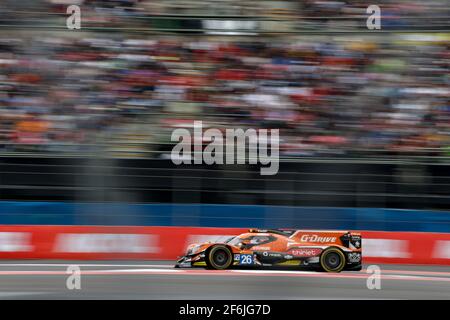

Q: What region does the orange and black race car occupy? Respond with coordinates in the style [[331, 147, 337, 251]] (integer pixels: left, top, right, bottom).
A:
[[175, 229, 362, 272]]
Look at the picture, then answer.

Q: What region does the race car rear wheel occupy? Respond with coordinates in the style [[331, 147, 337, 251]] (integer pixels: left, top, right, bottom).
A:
[[206, 245, 233, 270], [320, 248, 346, 273]]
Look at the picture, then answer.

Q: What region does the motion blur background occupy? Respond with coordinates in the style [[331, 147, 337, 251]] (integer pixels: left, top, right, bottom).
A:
[[0, 0, 449, 230]]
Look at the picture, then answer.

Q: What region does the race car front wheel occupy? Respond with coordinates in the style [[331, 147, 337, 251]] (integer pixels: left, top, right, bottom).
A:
[[206, 245, 233, 270], [320, 248, 346, 273]]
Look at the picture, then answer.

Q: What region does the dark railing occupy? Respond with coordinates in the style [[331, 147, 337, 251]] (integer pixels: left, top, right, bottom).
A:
[[1, 9, 449, 34], [0, 156, 448, 210]]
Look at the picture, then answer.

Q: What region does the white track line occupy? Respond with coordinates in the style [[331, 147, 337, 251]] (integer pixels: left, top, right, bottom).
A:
[[104, 268, 180, 273], [0, 268, 449, 283], [0, 292, 50, 298], [0, 263, 449, 284], [3, 264, 450, 278], [362, 268, 450, 277], [230, 270, 318, 275]]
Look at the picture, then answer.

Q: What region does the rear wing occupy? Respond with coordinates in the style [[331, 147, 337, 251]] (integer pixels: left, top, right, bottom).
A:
[[248, 228, 297, 237]]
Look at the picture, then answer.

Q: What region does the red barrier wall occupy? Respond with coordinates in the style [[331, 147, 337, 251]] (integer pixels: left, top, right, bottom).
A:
[[0, 225, 449, 265]]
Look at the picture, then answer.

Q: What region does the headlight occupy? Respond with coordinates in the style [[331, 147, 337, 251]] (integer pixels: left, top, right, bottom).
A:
[[187, 244, 201, 255]]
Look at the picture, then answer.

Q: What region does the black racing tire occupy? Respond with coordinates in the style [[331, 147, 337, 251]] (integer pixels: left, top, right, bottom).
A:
[[320, 247, 346, 273], [206, 245, 233, 270]]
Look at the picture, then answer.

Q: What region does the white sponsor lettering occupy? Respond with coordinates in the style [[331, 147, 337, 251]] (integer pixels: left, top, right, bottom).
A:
[[364, 239, 410, 258], [289, 248, 322, 257], [53, 233, 159, 253], [252, 246, 270, 251], [0, 232, 33, 252], [432, 240, 450, 259], [299, 234, 336, 243], [348, 252, 361, 263]]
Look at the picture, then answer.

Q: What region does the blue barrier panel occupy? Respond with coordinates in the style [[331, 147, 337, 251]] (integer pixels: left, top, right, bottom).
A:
[[0, 201, 449, 232]]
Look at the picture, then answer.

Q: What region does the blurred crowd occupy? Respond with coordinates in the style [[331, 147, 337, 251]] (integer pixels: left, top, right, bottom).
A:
[[1, 0, 449, 31], [0, 0, 449, 158]]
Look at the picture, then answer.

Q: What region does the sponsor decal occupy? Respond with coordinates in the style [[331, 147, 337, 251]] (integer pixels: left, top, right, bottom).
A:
[[261, 252, 282, 258], [0, 232, 33, 252], [284, 254, 293, 260], [288, 248, 322, 257], [364, 239, 409, 258], [239, 254, 253, 265], [179, 262, 192, 268], [234, 254, 241, 261], [268, 252, 282, 258], [348, 252, 361, 263], [53, 233, 160, 253], [300, 235, 337, 243], [433, 241, 450, 259], [252, 246, 271, 251]]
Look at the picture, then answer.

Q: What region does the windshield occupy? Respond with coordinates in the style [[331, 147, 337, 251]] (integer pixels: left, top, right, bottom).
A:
[[225, 236, 241, 246]]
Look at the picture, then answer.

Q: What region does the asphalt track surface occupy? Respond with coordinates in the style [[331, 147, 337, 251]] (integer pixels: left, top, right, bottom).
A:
[[0, 260, 448, 299]]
